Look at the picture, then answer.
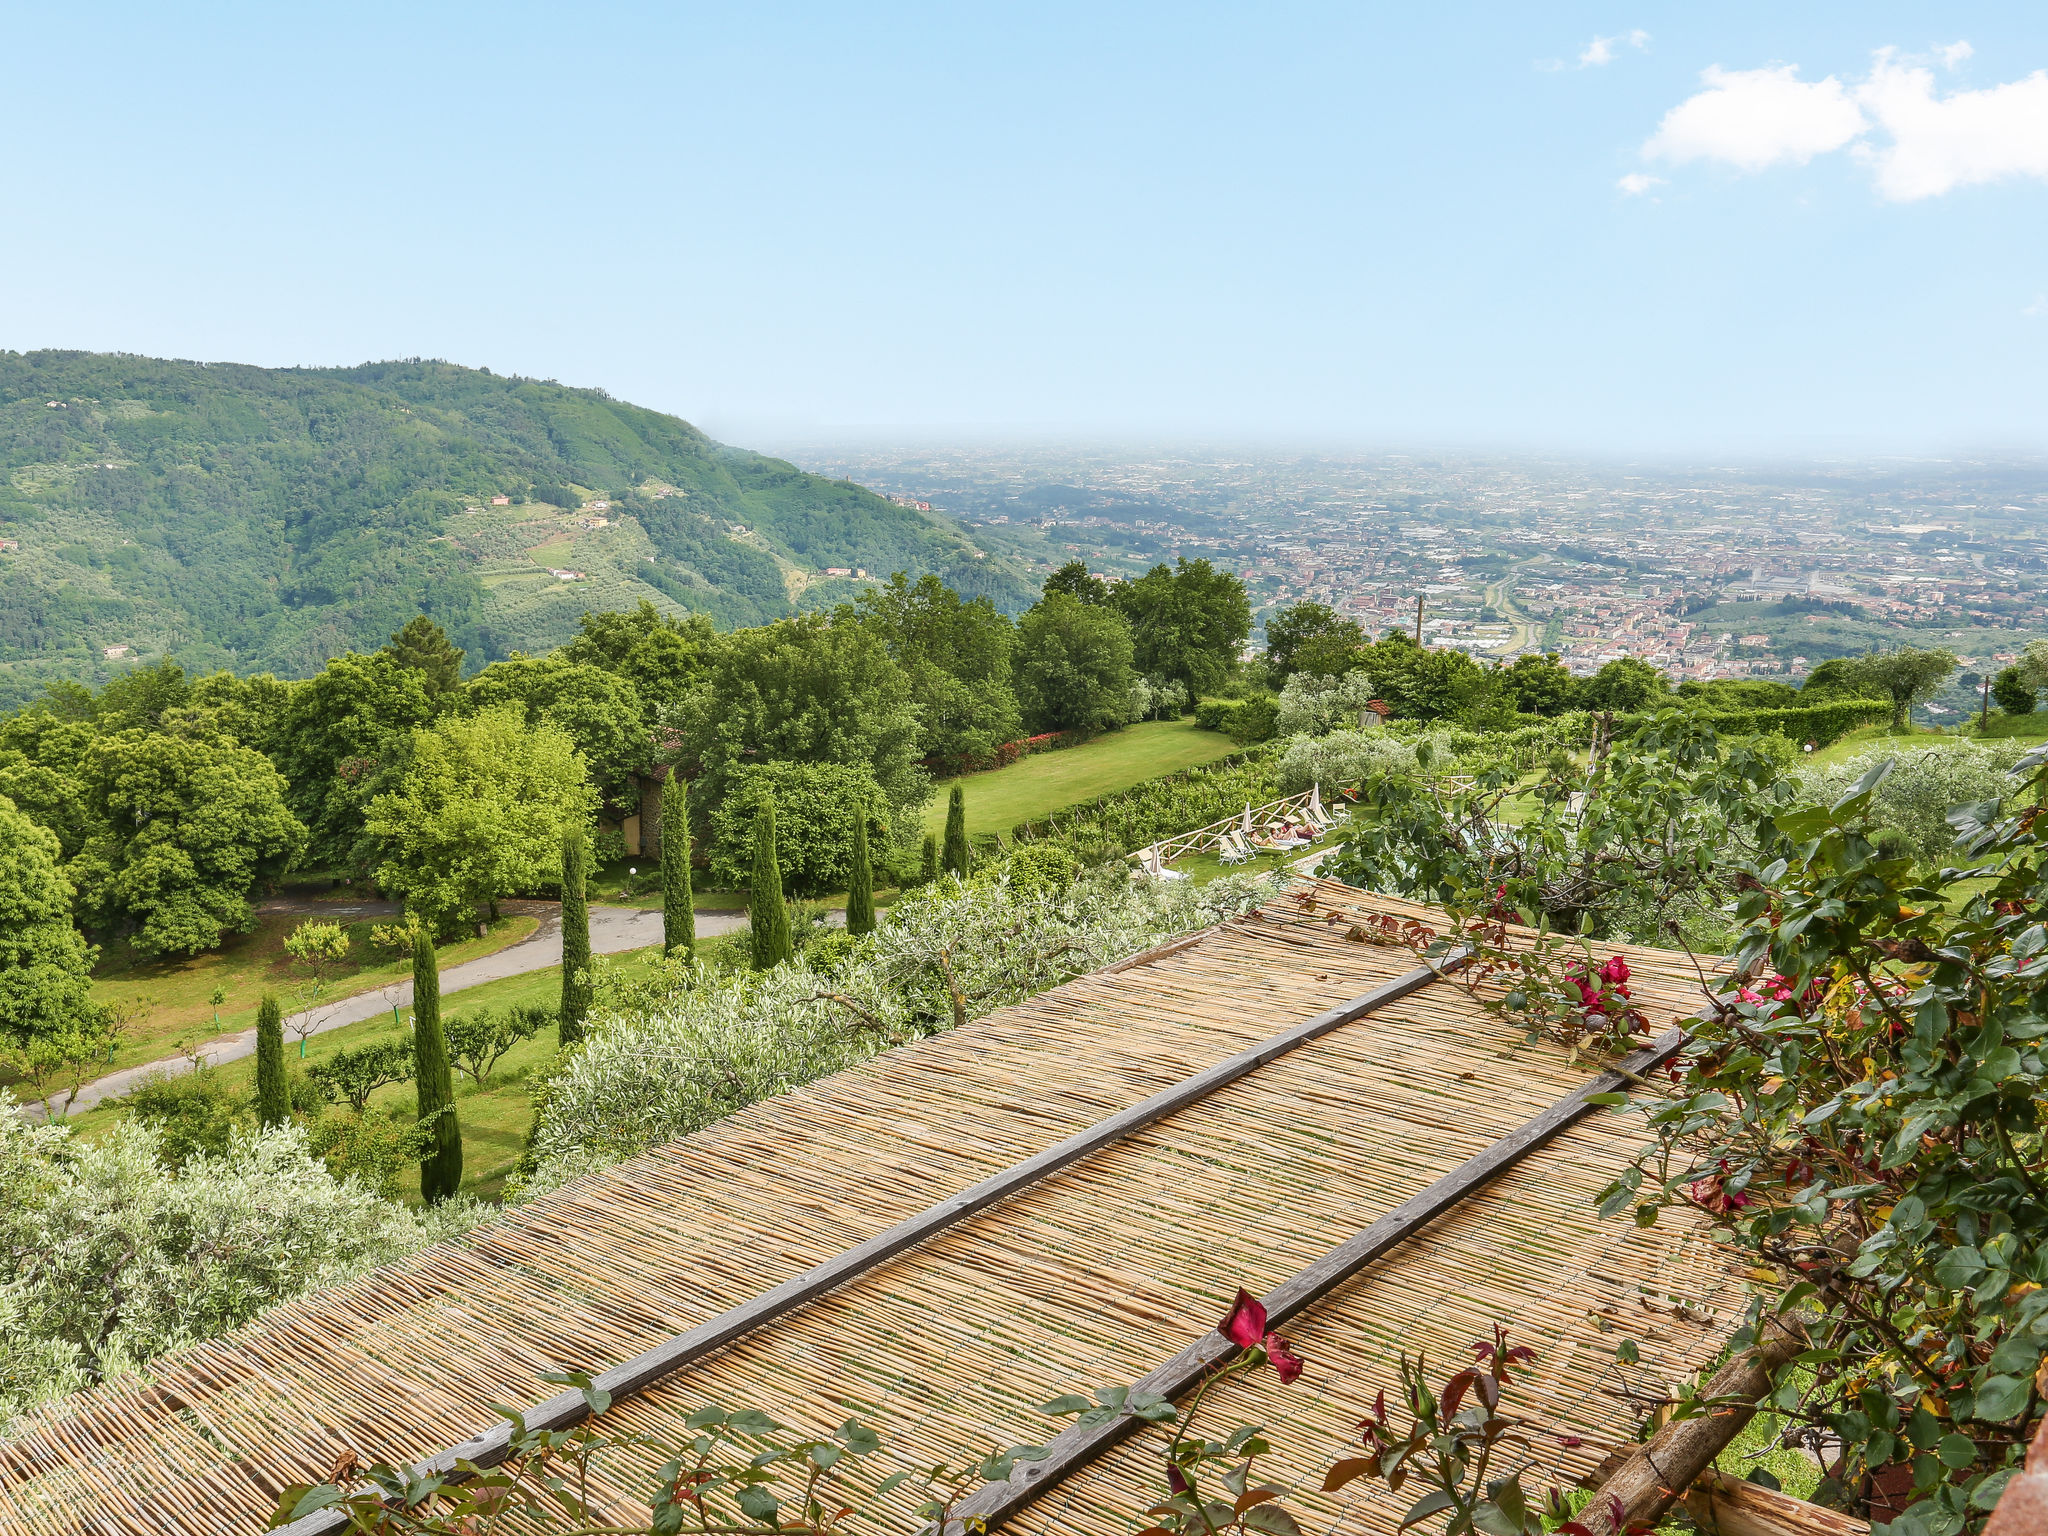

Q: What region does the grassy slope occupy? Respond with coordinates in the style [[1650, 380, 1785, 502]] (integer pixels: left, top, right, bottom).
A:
[[10, 910, 541, 1087], [65, 946, 671, 1203], [922, 719, 1241, 839]]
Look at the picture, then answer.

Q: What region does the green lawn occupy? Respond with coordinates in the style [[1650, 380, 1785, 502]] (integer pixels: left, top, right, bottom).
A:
[[924, 719, 1241, 839], [29, 910, 541, 1088], [67, 945, 672, 1204]]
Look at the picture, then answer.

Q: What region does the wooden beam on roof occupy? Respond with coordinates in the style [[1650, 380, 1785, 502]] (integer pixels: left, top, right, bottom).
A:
[[941, 1025, 1689, 1535], [275, 946, 1471, 1536]]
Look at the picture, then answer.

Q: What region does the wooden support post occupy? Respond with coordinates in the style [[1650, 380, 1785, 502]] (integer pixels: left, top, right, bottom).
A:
[[1685, 1470, 1869, 1536], [1575, 1313, 1809, 1536], [1414, 592, 1424, 644]]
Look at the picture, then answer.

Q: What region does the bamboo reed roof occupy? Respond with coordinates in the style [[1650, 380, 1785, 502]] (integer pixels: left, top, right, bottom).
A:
[[0, 882, 1747, 1536]]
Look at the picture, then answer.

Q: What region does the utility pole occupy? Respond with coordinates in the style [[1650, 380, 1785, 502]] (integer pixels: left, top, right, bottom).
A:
[[1414, 594, 1424, 645]]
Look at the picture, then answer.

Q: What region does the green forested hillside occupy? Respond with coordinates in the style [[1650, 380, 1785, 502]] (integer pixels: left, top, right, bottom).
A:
[[0, 352, 1033, 708]]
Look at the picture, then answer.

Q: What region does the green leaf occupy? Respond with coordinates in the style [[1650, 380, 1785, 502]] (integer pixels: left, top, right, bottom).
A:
[[837, 1420, 881, 1455], [736, 1485, 781, 1522], [726, 1408, 782, 1434], [1041, 1394, 1094, 1415], [1616, 1339, 1640, 1365], [1584, 1092, 1629, 1108], [1937, 1433, 1980, 1469], [1971, 1374, 2031, 1424], [685, 1405, 731, 1430]]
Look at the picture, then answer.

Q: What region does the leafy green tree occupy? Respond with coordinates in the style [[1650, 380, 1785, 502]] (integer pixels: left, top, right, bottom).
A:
[[1263, 601, 1364, 682], [1799, 657, 1863, 699], [1014, 593, 1137, 734], [845, 813, 875, 936], [282, 920, 351, 1057], [661, 773, 694, 958], [683, 613, 925, 823], [1042, 559, 1110, 605], [1577, 656, 1669, 713], [173, 670, 294, 757], [853, 572, 1020, 765], [254, 992, 289, 1127], [364, 704, 595, 938], [410, 932, 461, 1201], [444, 1005, 549, 1088], [558, 826, 592, 1048], [0, 713, 96, 859], [921, 833, 938, 885], [1497, 653, 1579, 716], [463, 655, 647, 805], [382, 616, 465, 697], [560, 601, 717, 720], [708, 763, 890, 896], [943, 785, 969, 876], [749, 801, 793, 970], [276, 652, 437, 871], [0, 796, 99, 1048], [126, 1070, 247, 1170], [1993, 665, 2036, 715], [1112, 558, 1252, 699], [1852, 645, 1959, 730], [95, 660, 190, 732], [70, 731, 306, 956], [1359, 636, 1490, 723], [308, 1038, 415, 1114]]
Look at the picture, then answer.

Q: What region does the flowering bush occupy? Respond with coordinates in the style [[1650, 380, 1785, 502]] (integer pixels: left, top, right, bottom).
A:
[[1596, 751, 2048, 1531]]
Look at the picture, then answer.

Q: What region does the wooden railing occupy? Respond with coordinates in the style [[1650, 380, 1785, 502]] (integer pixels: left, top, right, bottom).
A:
[[1130, 789, 1329, 868]]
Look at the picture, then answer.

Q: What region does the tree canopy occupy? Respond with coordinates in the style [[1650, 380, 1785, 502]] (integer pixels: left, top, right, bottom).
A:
[[0, 795, 99, 1047], [364, 704, 595, 937], [1263, 601, 1364, 682], [853, 572, 1020, 766], [1851, 646, 1958, 730], [70, 730, 305, 956], [1112, 558, 1252, 700], [681, 613, 926, 826], [1013, 593, 1137, 735]]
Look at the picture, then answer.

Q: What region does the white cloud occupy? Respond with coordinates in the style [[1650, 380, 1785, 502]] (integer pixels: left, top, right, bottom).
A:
[[1579, 29, 1649, 68], [2025, 295, 2048, 319], [1617, 172, 1665, 195], [1855, 50, 2048, 199], [1637, 45, 2048, 200], [1644, 64, 1867, 170]]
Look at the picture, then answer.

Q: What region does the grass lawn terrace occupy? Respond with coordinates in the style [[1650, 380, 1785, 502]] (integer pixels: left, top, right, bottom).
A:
[[923, 718, 1241, 839]]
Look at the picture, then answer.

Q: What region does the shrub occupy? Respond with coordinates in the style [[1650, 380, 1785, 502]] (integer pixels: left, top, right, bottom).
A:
[[708, 762, 891, 896], [1795, 739, 2032, 863], [124, 1069, 247, 1171], [1275, 729, 1418, 799], [1222, 693, 1279, 745], [1005, 842, 1081, 900], [0, 1105, 475, 1429]]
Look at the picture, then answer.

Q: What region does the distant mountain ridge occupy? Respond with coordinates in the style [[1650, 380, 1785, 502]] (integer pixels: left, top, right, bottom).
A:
[[0, 352, 1034, 708]]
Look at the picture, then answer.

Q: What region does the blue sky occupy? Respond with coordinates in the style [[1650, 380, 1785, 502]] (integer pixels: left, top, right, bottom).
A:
[[5, 2, 2047, 452]]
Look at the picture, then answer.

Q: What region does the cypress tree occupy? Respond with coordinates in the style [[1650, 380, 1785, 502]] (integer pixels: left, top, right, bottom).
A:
[[845, 812, 875, 936], [559, 826, 592, 1045], [661, 774, 694, 959], [943, 785, 970, 876], [254, 992, 289, 1128], [411, 932, 462, 1202], [750, 801, 793, 970], [921, 833, 938, 885]]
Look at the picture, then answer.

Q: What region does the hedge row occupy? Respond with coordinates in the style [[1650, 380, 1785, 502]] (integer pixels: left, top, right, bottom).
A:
[[1633, 696, 1890, 748]]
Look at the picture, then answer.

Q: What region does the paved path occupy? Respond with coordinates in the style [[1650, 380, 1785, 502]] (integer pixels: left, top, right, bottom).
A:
[[27, 902, 747, 1120]]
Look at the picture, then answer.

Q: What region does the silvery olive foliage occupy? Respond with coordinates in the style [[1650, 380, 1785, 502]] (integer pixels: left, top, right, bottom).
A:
[[1276, 729, 1419, 799], [1796, 740, 2031, 864], [1275, 671, 1382, 738], [0, 1105, 478, 1430]]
